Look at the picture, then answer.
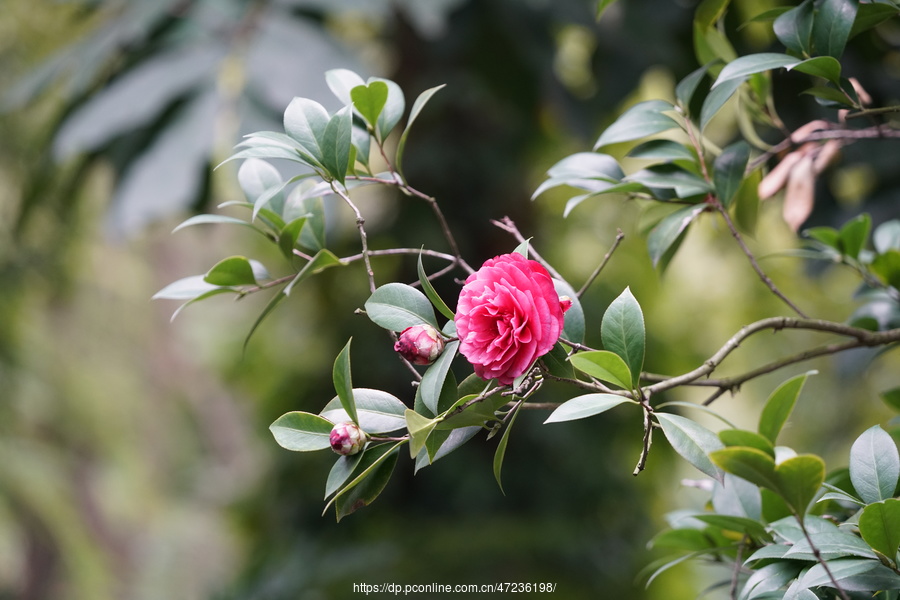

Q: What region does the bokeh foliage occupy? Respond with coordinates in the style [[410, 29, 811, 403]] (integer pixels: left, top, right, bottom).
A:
[[2, 0, 899, 598]]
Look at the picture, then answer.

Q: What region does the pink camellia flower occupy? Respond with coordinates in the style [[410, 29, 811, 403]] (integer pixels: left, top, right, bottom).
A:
[[455, 253, 570, 385], [329, 422, 368, 456], [394, 324, 445, 365]]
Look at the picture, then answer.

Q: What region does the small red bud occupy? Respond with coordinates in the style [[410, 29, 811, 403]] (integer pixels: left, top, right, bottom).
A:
[[394, 324, 445, 365], [329, 422, 368, 456], [559, 295, 572, 314]]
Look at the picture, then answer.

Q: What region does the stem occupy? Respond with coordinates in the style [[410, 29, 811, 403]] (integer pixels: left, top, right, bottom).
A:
[[331, 182, 377, 294], [645, 317, 900, 396], [577, 229, 625, 298], [798, 518, 851, 600], [634, 389, 654, 476], [749, 124, 900, 170], [715, 203, 809, 318], [491, 216, 564, 280]]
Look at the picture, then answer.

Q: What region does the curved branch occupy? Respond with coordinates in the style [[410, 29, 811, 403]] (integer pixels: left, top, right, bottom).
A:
[[645, 317, 900, 396]]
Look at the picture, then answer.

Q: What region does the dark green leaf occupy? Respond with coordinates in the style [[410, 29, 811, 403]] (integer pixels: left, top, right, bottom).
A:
[[813, 0, 859, 59], [419, 341, 459, 415], [333, 339, 357, 425], [790, 56, 842, 85], [437, 394, 508, 430], [838, 213, 871, 259], [647, 204, 705, 268], [700, 77, 743, 130], [774, 0, 813, 55], [625, 164, 713, 198], [691, 514, 771, 542], [320, 388, 408, 434], [851, 4, 900, 39], [850, 425, 900, 504], [568, 351, 632, 390], [714, 141, 750, 207], [773, 454, 825, 517], [365, 282, 439, 331], [805, 226, 841, 249], [675, 64, 710, 110], [695, 0, 730, 29], [714, 53, 799, 86], [859, 499, 900, 564], [325, 453, 363, 499], [417, 252, 455, 321], [740, 562, 804, 600], [803, 85, 856, 107], [601, 287, 646, 387], [871, 249, 900, 289], [628, 140, 696, 162], [719, 429, 775, 458], [562, 182, 647, 217], [543, 393, 634, 424], [416, 426, 480, 472], [656, 413, 725, 481], [321, 105, 353, 184], [758, 372, 813, 444], [794, 558, 881, 591], [277, 216, 308, 259], [204, 256, 262, 286], [710, 446, 778, 490], [649, 528, 715, 552], [269, 411, 334, 451], [396, 83, 446, 176], [540, 342, 575, 379], [350, 81, 388, 130], [553, 278, 585, 343], [594, 100, 680, 149], [493, 403, 522, 494], [334, 442, 401, 521]]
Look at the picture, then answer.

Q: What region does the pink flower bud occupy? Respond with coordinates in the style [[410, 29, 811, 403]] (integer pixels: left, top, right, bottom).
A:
[[393, 324, 445, 365], [330, 422, 368, 456], [559, 295, 573, 314]]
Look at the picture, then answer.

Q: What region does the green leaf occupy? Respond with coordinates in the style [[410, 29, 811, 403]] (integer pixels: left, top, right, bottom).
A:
[[371, 77, 405, 142], [416, 426, 480, 472], [333, 339, 357, 425], [238, 157, 285, 216], [712, 473, 762, 520], [719, 429, 775, 458], [325, 69, 366, 105], [365, 282, 439, 331], [152, 275, 226, 300], [204, 256, 264, 286], [320, 388, 408, 434], [649, 528, 716, 552], [714, 141, 750, 208], [324, 453, 364, 499], [714, 53, 800, 87], [871, 249, 900, 289], [405, 409, 439, 459], [675, 64, 710, 111], [783, 529, 878, 560], [568, 351, 633, 390], [269, 411, 334, 451], [171, 214, 262, 235], [417, 252, 455, 321], [859, 499, 900, 564], [396, 83, 446, 176], [419, 341, 459, 415], [647, 204, 705, 268], [283, 97, 330, 164], [710, 446, 778, 490], [493, 403, 522, 495], [850, 425, 900, 504], [543, 393, 634, 424], [740, 562, 804, 600], [793, 558, 882, 592], [594, 100, 680, 149], [774, 454, 825, 517], [627, 139, 696, 161], [540, 342, 575, 379], [813, 0, 859, 59], [838, 213, 871, 259], [656, 413, 725, 481], [850, 4, 900, 40], [596, 0, 617, 19], [277, 216, 309, 259], [790, 56, 842, 85], [803, 85, 856, 107], [601, 287, 645, 387], [437, 393, 508, 430], [321, 105, 353, 184], [773, 0, 813, 56], [283, 249, 344, 296], [700, 77, 743, 130], [758, 372, 813, 444], [243, 286, 288, 351], [691, 514, 771, 542], [625, 164, 713, 198], [350, 81, 388, 130], [553, 278, 585, 344], [544, 151, 625, 182], [334, 442, 402, 521]]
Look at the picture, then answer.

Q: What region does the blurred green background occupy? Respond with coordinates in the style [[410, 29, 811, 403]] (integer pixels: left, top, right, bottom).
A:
[[2, 0, 899, 598]]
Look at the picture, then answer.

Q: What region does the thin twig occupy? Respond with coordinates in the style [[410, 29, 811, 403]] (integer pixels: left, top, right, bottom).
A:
[[331, 182, 377, 294], [749, 124, 900, 170], [645, 317, 900, 396], [798, 519, 851, 600], [491, 216, 564, 280], [716, 203, 809, 318], [577, 229, 625, 298], [634, 389, 654, 476]]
